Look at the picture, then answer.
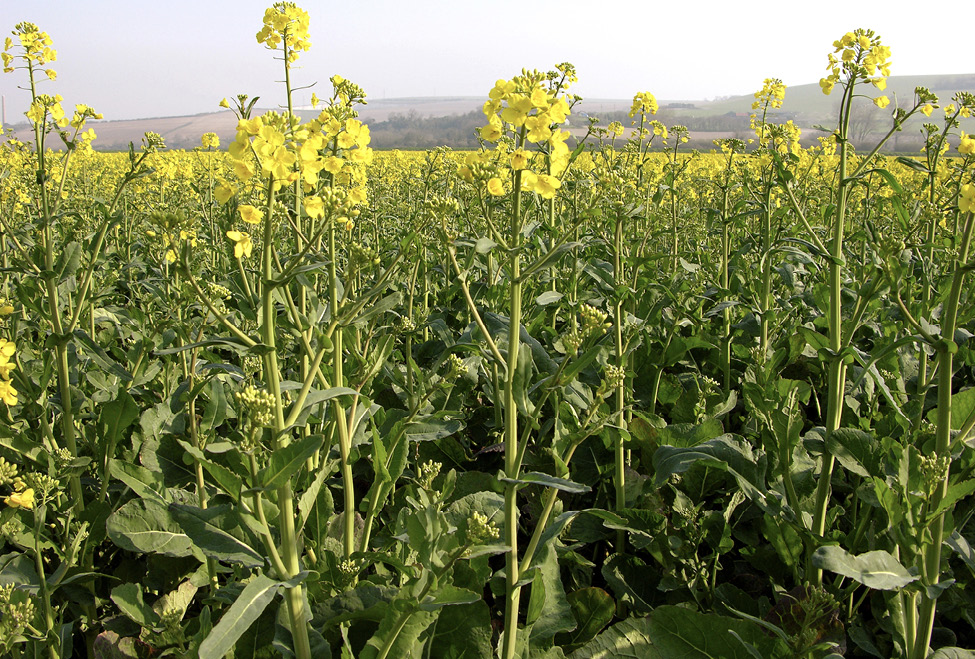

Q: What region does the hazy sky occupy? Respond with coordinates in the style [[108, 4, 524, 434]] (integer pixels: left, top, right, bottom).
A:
[[2, 0, 973, 121]]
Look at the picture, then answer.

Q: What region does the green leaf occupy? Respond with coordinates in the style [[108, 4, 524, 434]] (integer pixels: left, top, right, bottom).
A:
[[500, 471, 591, 494], [930, 649, 975, 659], [427, 601, 493, 659], [106, 498, 201, 559], [566, 618, 658, 659], [475, 237, 498, 254], [947, 530, 975, 575], [418, 585, 481, 611], [283, 386, 358, 424], [110, 583, 160, 628], [74, 329, 132, 381], [647, 605, 786, 658], [358, 601, 437, 659], [169, 504, 265, 568], [812, 546, 918, 590], [927, 386, 975, 430], [56, 241, 83, 282], [527, 535, 575, 642], [536, 291, 564, 306], [828, 428, 880, 478], [257, 433, 324, 490], [99, 391, 140, 451], [199, 573, 281, 659], [201, 378, 228, 433], [556, 588, 615, 648], [652, 435, 769, 508], [405, 417, 465, 442]]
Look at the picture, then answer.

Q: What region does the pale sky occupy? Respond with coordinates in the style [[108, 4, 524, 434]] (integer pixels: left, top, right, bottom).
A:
[[2, 0, 972, 122]]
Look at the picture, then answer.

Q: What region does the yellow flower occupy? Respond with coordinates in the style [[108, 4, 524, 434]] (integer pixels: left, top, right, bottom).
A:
[[509, 148, 530, 171], [487, 177, 505, 196], [304, 196, 325, 219], [921, 104, 934, 117], [235, 159, 256, 181], [323, 156, 344, 174], [959, 132, 975, 156], [5, 488, 33, 510], [0, 379, 17, 406], [214, 180, 236, 204], [219, 98, 230, 109], [238, 205, 264, 225], [479, 116, 503, 142], [349, 186, 368, 205], [874, 96, 890, 109], [237, 118, 262, 135], [534, 174, 561, 200], [226, 230, 253, 259]]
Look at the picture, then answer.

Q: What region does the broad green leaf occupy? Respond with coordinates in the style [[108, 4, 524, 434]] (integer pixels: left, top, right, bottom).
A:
[[418, 585, 481, 611], [428, 601, 493, 659], [828, 428, 880, 478], [812, 546, 918, 590], [930, 649, 975, 659], [74, 329, 132, 381], [475, 237, 498, 254], [176, 439, 242, 501], [405, 417, 465, 442], [106, 498, 201, 559], [110, 583, 159, 628], [527, 536, 575, 642], [536, 291, 564, 306], [56, 241, 82, 281], [169, 504, 264, 568], [283, 386, 358, 423], [928, 386, 975, 430], [647, 605, 787, 658], [652, 435, 769, 508], [231, 602, 279, 659], [311, 582, 396, 628], [200, 377, 228, 433], [99, 391, 139, 450], [154, 336, 257, 356], [358, 600, 437, 659], [600, 553, 655, 614], [556, 588, 615, 648], [199, 573, 281, 659], [566, 617, 658, 659], [257, 433, 324, 490], [947, 530, 975, 574], [500, 471, 591, 494], [109, 460, 166, 503]]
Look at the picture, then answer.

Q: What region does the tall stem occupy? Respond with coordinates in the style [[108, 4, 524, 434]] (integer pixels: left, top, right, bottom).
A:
[[501, 165, 524, 659]]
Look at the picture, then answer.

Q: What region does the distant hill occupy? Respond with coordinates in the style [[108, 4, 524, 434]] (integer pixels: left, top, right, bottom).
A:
[[3, 74, 973, 152]]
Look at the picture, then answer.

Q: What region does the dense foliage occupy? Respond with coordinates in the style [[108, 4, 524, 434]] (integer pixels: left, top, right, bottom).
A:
[[3, 7, 975, 659]]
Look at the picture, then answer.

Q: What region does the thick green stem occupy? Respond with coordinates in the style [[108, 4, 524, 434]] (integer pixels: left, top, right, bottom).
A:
[[501, 166, 524, 659], [913, 210, 975, 659]]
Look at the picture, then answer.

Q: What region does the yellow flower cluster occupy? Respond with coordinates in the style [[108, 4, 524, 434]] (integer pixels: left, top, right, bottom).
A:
[[2, 22, 57, 78], [820, 29, 891, 97], [752, 78, 786, 110], [256, 2, 311, 63], [478, 66, 575, 199], [629, 91, 659, 121], [26, 93, 67, 128], [0, 338, 17, 407], [201, 132, 220, 149]]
